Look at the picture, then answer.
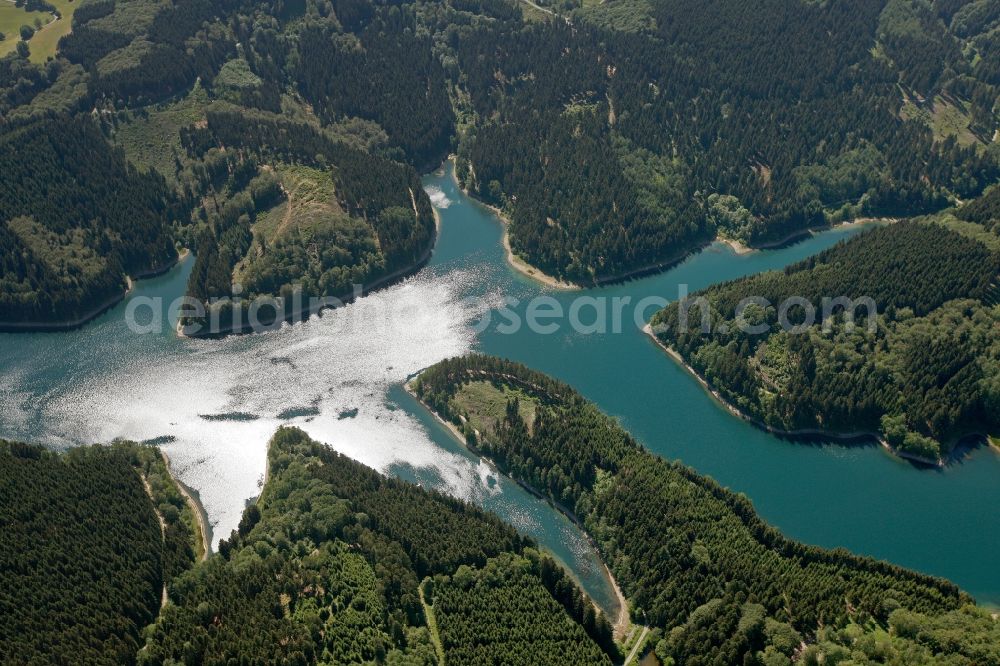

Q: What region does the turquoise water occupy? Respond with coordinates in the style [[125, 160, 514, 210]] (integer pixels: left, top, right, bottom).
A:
[[1, 161, 998, 616], [425, 163, 1000, 606]]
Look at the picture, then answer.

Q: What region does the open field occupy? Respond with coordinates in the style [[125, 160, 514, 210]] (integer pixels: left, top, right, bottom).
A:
[[28, 0, 79, 63], [901, 93, 985, 148], [0, 1, 49, 57], [0, 0, 77, 61], [113, 84, 210, 182], [451, 380, 539, 436]]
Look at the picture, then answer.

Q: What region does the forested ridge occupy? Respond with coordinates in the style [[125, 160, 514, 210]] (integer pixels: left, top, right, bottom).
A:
[[0, 440, 197, 665], [171, 104, 437, 334], [139, 426, 617, 664], [650, 202, 1000, 461], [2, 0, 453, 330], [412, 355, 1000, 665]]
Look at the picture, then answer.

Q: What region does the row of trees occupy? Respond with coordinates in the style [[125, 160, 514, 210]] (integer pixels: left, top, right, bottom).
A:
[[431, 553, 613, 665]]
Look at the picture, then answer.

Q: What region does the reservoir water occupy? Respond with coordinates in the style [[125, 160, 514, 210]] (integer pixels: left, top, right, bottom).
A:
[[1, 162, 998, 614]]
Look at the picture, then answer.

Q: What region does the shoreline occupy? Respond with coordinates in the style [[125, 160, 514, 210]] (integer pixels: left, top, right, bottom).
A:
[[0, 248, 189, 334], [447, 161, 581, 291], [750, 216, 897, 251], [581, 216, 896, 286], [177, 219, 438, 338], [403, 377, 631, 639], [590, 243, 706, 286], [161, 450, 212, 558], [457, 151, 893, 290], [718, 237, 754, 255], [641, 323, 952, 468]]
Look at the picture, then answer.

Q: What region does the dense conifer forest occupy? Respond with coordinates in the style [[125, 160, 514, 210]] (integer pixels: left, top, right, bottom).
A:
[[2, 0, 998, 310], [0, 114, 176, 326], [139, 426, 617, 664], [650, 194, 1000, 461], [2, 0, 1000, 656], [412, 354, 999, 664], [0, 441, 197, 665], [453, 0, 1000, 282]]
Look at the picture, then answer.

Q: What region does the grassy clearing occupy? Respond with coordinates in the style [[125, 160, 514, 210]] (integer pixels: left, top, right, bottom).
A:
[[917, 211, 1000, 252], [27, 0, 76, 63], [518, 0, 552, 22], [7, 215, 110, 283], [576, 0, 656, 32], [451, 380, 538, 435], [252, 164, 343, 240], [85, 0, 162, 37], [113, 84, 210, 182], [0, 1, 49, 57], [901, 94, 983, 148], [232, 163, 349, 284], [419, 580, 446, 666]]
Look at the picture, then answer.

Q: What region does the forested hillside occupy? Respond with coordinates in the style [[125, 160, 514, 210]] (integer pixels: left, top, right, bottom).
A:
[[3, 0, 997, 314], [139, 426, 617, 664], [0, 441, 197, 665], [2, 0, 454, 330], [650, 199, 1000, 462], [4, 0, 999, 308], [411, 355, 999, 664], [0, 114, 176, 327], [453, 0, 1000, 282]]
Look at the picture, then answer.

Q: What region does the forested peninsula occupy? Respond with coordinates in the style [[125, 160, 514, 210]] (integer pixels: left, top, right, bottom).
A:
[[1, 0, 449, 332], [138, 426, 620, 665], [649, 187, 1000, 464], [411, 354, 1000, 665]]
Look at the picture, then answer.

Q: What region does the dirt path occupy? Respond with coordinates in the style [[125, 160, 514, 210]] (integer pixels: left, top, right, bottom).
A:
[[273, 182, 298, 241], [518, 0, 555, 15], [419, 581, 446, 666], [607, 568, 631, 640], [139, 473, 169, 609], [161, 451, 211, 560], [623, 626, 650, 666]]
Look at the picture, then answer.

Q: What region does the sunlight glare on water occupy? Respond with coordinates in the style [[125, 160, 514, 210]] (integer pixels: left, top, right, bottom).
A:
[[3, 266, 493, 547]]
